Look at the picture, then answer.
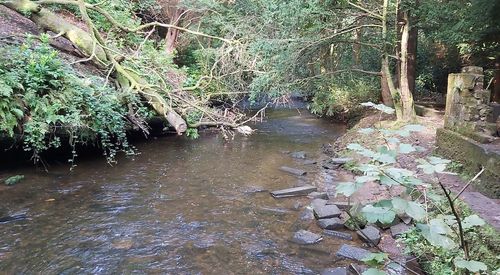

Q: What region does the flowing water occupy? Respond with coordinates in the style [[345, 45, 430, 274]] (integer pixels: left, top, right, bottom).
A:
[[0, 109, 360, 274]]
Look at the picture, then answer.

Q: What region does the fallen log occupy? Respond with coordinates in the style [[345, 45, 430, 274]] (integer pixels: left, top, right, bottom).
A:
[[3, 0, 188, 134]]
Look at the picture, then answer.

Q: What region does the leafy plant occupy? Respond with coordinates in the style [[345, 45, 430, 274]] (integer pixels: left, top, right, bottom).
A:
[[336, 102, 493, 273], [4, 175, 24, 186]]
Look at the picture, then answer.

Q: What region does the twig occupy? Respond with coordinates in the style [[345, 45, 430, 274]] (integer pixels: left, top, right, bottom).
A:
[[453, 167, 485, 202]]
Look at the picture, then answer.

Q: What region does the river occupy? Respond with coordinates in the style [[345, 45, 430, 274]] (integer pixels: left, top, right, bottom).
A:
[[0, 109, 358, 274]]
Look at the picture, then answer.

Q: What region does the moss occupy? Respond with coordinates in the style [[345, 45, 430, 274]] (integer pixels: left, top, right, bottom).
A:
[[436, 128, 500, 198]]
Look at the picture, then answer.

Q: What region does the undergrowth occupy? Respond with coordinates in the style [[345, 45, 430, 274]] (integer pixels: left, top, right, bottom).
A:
[[0, 35, 144, 165]]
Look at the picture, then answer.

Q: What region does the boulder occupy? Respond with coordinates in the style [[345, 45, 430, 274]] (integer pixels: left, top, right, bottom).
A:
[[292, 230, 322, 245]]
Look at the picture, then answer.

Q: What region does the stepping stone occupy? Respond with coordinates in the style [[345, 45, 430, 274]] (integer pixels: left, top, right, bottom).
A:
[[336, 244, 370, 261], [357, 225, 381, 245], [320, 267, 347, 275], [290, 151, 307, 159], [303, 159, 317, 165], [317, 218, 344, 230], [307, 192, 329, 200], [280, 166, 307, 176], [292, 230, 322, 245], [323, 230, 353, 240], [312, 199, 342, 219], [390, 223, 413, 238], [330, 158, 353, 164], [271, 185, 317, 198]]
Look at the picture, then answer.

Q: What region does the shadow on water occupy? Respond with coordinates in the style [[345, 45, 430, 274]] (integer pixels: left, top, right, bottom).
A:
[[0, 109, 359, 274]]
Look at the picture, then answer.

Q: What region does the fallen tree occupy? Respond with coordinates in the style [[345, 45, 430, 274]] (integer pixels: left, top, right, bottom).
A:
[[2, 0, 248, 135]]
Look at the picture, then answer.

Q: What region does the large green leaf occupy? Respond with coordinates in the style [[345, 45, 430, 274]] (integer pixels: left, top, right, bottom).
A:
[[362, 268, 386, 275], [462, 215, 485, 229], [417, 223, 456, 249], [362, 252, 388, 266], [362, 205, 396, 224], [399, 143, 416, 154], [454, 258, 488, 272], [335, 182, 359, 197]]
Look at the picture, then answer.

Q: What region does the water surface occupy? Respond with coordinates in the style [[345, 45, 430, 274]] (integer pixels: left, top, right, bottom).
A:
[[0, 109, 359, 274]]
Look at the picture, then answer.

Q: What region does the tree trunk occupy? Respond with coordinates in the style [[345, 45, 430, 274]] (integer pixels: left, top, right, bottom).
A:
[[380, 69, 394, 106], [492, 57, 500, 103], [398, 10, 416, 121], [407, 0, 418, 95], [4, 0, 187, 134]]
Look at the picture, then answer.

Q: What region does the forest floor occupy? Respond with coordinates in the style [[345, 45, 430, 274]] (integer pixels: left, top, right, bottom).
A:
[[328, 110, 500, 230]]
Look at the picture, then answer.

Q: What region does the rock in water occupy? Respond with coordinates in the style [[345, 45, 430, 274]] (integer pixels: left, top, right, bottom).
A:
[[280, 166, 307, 176], [307, 192, 329, 200], [0, 214, 27, 224], [320, 267, 347, 275], [317, 218, 344, 230], [236, 125, 254, 136], [323, 230, 353, 240], [290, 151, 307, 159], [292, 230, 322, 245], [270, 185, 317, 198], [356, 225, 381, 245], [312, 199, 342, 219], [336, 244, 370, 261]]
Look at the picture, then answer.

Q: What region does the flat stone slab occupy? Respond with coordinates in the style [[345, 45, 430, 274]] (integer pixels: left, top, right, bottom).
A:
[[271, 185, 317, 198], [280, 166, 307, 176], [290, 151, 307, 159], [292, 230, 322, 245], [323, 230, 353, 240], [317, 217, 344, 230], [390, 223, 413, 238], [312, 199, 342, 219], [320, 267, 347, 275], [336, 244, 370, 261], [299, 207, 315, 221], [357, 225, 381, 245]]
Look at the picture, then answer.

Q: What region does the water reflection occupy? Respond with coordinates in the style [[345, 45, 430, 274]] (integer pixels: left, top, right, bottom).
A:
[[0, 109, 353, 273]]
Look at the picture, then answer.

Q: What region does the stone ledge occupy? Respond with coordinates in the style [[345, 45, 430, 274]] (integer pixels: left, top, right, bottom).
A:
[[436, 128, 500, 198]]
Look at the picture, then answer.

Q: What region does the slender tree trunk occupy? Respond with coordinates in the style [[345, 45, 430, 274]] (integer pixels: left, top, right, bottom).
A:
[[407, 0, 418, 95], [165, 8, 183, 54], [492, 57, 500, 103], [398, 10, 416, 121], [380, 0, 394, 107]]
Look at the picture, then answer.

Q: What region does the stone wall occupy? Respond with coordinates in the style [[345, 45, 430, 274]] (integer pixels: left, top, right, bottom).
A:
[[437, 66, 500, 199], [444, 66, 497, 143]]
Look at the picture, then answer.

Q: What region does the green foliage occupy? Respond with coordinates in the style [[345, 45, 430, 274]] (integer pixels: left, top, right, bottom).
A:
[[362, 252, 389, 267], [340, 103, 496, 274], [4, 175, 24, 186], [0, 37, 140, 164]]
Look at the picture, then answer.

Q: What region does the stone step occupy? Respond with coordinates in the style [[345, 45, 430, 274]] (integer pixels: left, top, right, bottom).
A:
[[270, 185, 317, 198]]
